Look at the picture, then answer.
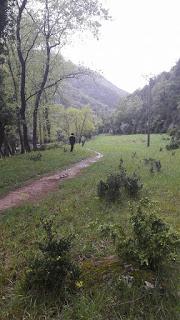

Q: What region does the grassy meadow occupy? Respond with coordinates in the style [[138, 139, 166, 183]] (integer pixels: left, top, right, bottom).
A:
[[0, 134, 179, 319]]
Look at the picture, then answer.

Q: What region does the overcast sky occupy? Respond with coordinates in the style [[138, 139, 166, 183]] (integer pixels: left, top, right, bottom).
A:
[[62, 0, 180, 93]]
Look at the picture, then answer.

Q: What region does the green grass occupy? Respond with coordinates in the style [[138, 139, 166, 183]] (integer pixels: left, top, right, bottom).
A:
[[0, 134, 179, 319], [0, 144, 93, 196]]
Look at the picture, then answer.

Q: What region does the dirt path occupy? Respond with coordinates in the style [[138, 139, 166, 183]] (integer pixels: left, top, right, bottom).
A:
[[0, 151, 103, 212]]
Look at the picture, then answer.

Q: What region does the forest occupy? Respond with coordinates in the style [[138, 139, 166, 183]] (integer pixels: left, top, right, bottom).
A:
[[0, 0, 110, 156], [101, 61, 180, 135]]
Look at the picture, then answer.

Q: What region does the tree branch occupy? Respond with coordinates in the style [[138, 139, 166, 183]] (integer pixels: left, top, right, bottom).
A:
[[26, 70, 91, 102], [24, 30, 39, 62]]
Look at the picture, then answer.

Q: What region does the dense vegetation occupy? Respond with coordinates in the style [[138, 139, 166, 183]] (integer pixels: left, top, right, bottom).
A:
[[102, 60, 180, 134], [0, 0, 110, 155]]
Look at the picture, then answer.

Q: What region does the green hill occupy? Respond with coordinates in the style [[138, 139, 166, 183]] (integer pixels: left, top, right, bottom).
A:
[[55, 73, 128, 115]]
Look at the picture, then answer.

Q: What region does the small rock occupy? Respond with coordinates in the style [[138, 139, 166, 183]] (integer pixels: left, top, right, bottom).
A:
[[144, 281, 155, 289]]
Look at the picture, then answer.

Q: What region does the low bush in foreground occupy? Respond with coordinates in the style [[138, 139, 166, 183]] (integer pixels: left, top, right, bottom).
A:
[[24, 217, 80, 296], [97, 159, 143, 202], [117, 198, 179, 270]]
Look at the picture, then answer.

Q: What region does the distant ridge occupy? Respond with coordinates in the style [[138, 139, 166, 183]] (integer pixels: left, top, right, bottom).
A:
[[55, 73, 128, 115]]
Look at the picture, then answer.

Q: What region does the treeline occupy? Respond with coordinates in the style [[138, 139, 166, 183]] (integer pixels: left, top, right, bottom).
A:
[[100, 60, 180, 135], [0, 0, 109, 156]]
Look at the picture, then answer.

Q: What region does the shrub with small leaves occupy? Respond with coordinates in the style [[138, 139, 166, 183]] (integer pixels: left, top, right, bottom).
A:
[[98, 223, 122, 243], [38, 143, 62, 151], [144, 158, 162, 173], [28, 152, 42, 161], [97, 159, 142, 202], [117, 198, 179, 270], [166, 140, 180, 150], [124, 173, 143, 197], [97, 180, 108, 198], [24, 217, 80, 294], [166, 130, 180, 150], [97, 174, 121, 202]]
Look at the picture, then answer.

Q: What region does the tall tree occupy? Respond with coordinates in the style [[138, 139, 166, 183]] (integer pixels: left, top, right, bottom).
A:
[[29, 0, 109, 149], [7, 0, 109, 151]]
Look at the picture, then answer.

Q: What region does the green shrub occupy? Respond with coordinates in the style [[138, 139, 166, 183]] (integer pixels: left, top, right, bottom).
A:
[[144, 158, 162, 172], [24, 217, 80, 294], [97, 174, 121, 202], [117, 198, 179, 270], [28, 152, 42, 161], [98, 223, 122, 243], [97, 159, 142, 202], [166, 129, 180, 150], [124, 173, 143, 196], [38, 142, 62, 151], [166, 139, 180, 150]]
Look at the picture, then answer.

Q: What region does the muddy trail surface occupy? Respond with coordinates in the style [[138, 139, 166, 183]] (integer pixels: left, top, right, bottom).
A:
[[0, 151, 103, 213]]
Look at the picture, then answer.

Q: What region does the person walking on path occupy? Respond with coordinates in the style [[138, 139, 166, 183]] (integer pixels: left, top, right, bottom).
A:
[[81, 135, 86, 147], [69, 133, 76, 152]]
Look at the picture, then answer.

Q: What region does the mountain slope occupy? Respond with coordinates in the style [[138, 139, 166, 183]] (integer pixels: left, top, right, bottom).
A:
[[55, 74, 128, 115]]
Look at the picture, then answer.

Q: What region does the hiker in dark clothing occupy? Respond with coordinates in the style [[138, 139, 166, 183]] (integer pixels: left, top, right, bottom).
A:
[[69, 133, 76, 152]]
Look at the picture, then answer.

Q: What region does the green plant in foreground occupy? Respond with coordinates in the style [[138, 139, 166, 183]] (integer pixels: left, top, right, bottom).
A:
[[24, 217, 80, 295], [117, 198, 179, 270], [28, 152, 42, 161], [97, 158, 143, 202]]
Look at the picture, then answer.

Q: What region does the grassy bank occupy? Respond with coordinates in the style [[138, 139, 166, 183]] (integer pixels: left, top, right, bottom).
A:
[[0, 145, 93, 196], [0, 134, 179, 319]]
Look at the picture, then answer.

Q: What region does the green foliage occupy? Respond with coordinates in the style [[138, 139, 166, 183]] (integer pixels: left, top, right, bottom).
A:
[[38, 142, 62, 151], [125, 173, 143, 196], [24, 217, 80, 294], [104, 60, 180, 135], [28, 152, 42, 161], [97, 174, 121, 202], [166, 130, 180, 150], [117, 198, 179, 270], [144, 158, 162, 172], [0, 135, 179, 319], [97, 159, 143, 202], [112, 275, 179, 320]]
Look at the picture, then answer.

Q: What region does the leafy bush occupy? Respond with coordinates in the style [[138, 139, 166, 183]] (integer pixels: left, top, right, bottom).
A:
[[168, 127, 180, 139], [97, 159, 142, 202], [166, 139, 180, 150], [24, 217, 80, 294], [166, 129, 180, 150], [38, 143, 62, 151], [117, 198, 179, 270], [124, 173, 143, 196], [97, 174, 121, 202], [98, 223, 122, 243], [144, 158, 162, 173], [28, 152, 42, 161]]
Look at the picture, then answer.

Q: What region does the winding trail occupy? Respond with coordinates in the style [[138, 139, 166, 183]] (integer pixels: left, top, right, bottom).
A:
[[0, 151, 103, 212]]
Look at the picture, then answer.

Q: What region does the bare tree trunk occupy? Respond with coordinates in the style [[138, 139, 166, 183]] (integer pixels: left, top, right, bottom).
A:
[[0, 123, 5, 151], [147, 79, 153, 147], [17, 116, 24, 153], [38, 111, 43, 145], [44, 106, 51, 142], [33, 38, 50, 150], [16, 0, 30, 153], [6, 43, 25, 154]]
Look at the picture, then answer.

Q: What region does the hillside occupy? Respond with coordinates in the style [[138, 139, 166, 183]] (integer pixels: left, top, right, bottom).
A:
[[110, 59, 180, 134], [55, 74, 128, 115]]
